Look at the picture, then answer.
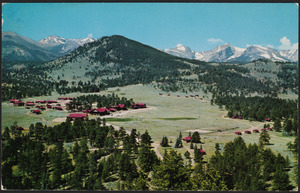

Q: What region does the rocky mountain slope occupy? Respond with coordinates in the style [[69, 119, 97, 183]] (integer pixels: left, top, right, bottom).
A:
[[2, 32, 96, 62], [165, 43, 297, 62]]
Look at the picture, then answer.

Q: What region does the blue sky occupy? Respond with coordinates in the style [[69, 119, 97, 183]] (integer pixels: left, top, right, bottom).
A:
[[2, 3, 298, 51]]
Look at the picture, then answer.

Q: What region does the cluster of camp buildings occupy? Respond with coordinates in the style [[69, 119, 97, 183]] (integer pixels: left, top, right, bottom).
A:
[[9, 98, 147, 119], [159, 93, 204, 100], [234, 127, 273, 135], [67, 103, 147, 120], [9, 98, 73, 114]]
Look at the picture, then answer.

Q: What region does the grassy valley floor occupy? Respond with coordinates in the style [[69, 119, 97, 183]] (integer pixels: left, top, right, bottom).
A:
[[1, 84, 297, 187]]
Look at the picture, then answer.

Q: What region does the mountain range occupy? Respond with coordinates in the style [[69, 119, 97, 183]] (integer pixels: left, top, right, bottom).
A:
[[2, 32, 298, 63], [2, 32, 96, 62], [164, 43, 298, 63]]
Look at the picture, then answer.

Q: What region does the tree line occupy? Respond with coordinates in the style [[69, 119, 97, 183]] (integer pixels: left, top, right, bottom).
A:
[[65, 93, 134, 112]]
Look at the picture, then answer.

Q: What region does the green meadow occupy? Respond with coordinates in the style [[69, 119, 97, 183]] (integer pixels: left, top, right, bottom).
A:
[[1, 84, 297, 185]]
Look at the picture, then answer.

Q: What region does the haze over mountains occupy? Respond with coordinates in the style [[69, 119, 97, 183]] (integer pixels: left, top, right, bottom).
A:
[[2, 31, 298, 63], [164, 43, 298, 63]]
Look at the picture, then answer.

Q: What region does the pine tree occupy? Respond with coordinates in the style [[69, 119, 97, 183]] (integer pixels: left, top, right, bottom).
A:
[[273, 118, 282, 132], [141, 130, 152, 146], [283, 119, 292, 135], [191, 132, 201, 143], [272, 165, 294, 191], [151, 149, 191, 190], [259, 130, 270, 146], [161, 136, 169, 147]]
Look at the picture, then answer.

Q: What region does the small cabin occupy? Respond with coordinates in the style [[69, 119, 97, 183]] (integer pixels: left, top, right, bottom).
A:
[[235, 131, 242, 135], [253, 129, 259, 133], [67, 113, 87, 120], [195, 95, 199, 97], [47, 105, 52, 109], [32, 110, 41, 114], [118, 104, 127, 110], [200, 149, 206, 155], [26, 102, 35, 106], [9, 99, 19, 103], [47, 100, 58, 104], [265, 118, 271, 122], [245, 130, 251, 134], [190, 95, 194, 97], [58, 97, 68, 100], [109, 108, 116, 112], [182, 136, 192, 142], [159, 93, 163, 95], [231, 116, 236, 119], [37, 106, 46, 110], [16, 127, 24, 130], [168, 94, 170, 96], [14, 101, 25, 106], [90, 108, 110, 115], [54, 106, 63, 110], [36, 100, 47, 103], [261, 128, 267, 131], [177, 95, 180, 97], [83, 109, 92, 113], [185, 96, 189, 98], [133, 103, 147, 109], [238, 117, 243, 119], [267, 127, 273, 131], [199, 98, 203, 100]]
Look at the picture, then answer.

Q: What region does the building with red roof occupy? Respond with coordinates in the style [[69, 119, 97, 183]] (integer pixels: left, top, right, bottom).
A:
[[231, 116, 236, 119], [235, 131, 242, 135], [118, 104, 127, 110], [58, 97, 68, 100], [133, 103, 147, 109], [90, 108, 110, 115], [200, 149, 206, 155], [182, 136, 192, 142], [47, 100, 58, 103], [16, 127, 24, 130], [238, 117, 243, 119], [13, 101, 25, 106], [47, 105, 52, 109], [54, 106, 63, 110], [253, 129, 259, 133], [245, 130, 251, 134], [267, 127, 273, 131], [109, 108, 116, 112], [31, 110, 41, 114], [261, 128, 267, 131], [265, 118, 271, 122], [9, 99, 19, 103], [36, 100, 47, 103], [26, 101, 35, 106], [67, 113, 87, 120]]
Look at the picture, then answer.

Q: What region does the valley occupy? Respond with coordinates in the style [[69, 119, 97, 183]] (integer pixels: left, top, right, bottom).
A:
[[1, 35, 298, 191], [2, 84, 298, 189]]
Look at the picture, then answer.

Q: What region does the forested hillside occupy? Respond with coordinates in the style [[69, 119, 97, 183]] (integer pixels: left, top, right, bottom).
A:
[[2, 36, 298, 101], [2, 119, 296, 190]]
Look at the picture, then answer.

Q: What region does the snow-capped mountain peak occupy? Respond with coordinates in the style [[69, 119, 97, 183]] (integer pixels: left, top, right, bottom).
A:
[[39, 35, 67, 45], [164, 44, 195, 59], [164, 42, 296, 63]]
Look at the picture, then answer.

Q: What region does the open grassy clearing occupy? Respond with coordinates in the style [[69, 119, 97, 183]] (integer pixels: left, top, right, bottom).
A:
[[1, 84, 297, 186]]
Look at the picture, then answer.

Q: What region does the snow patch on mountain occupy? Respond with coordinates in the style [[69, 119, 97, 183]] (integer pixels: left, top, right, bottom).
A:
[[164, 44, 195, 59], [164, 43, 297, 62]]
